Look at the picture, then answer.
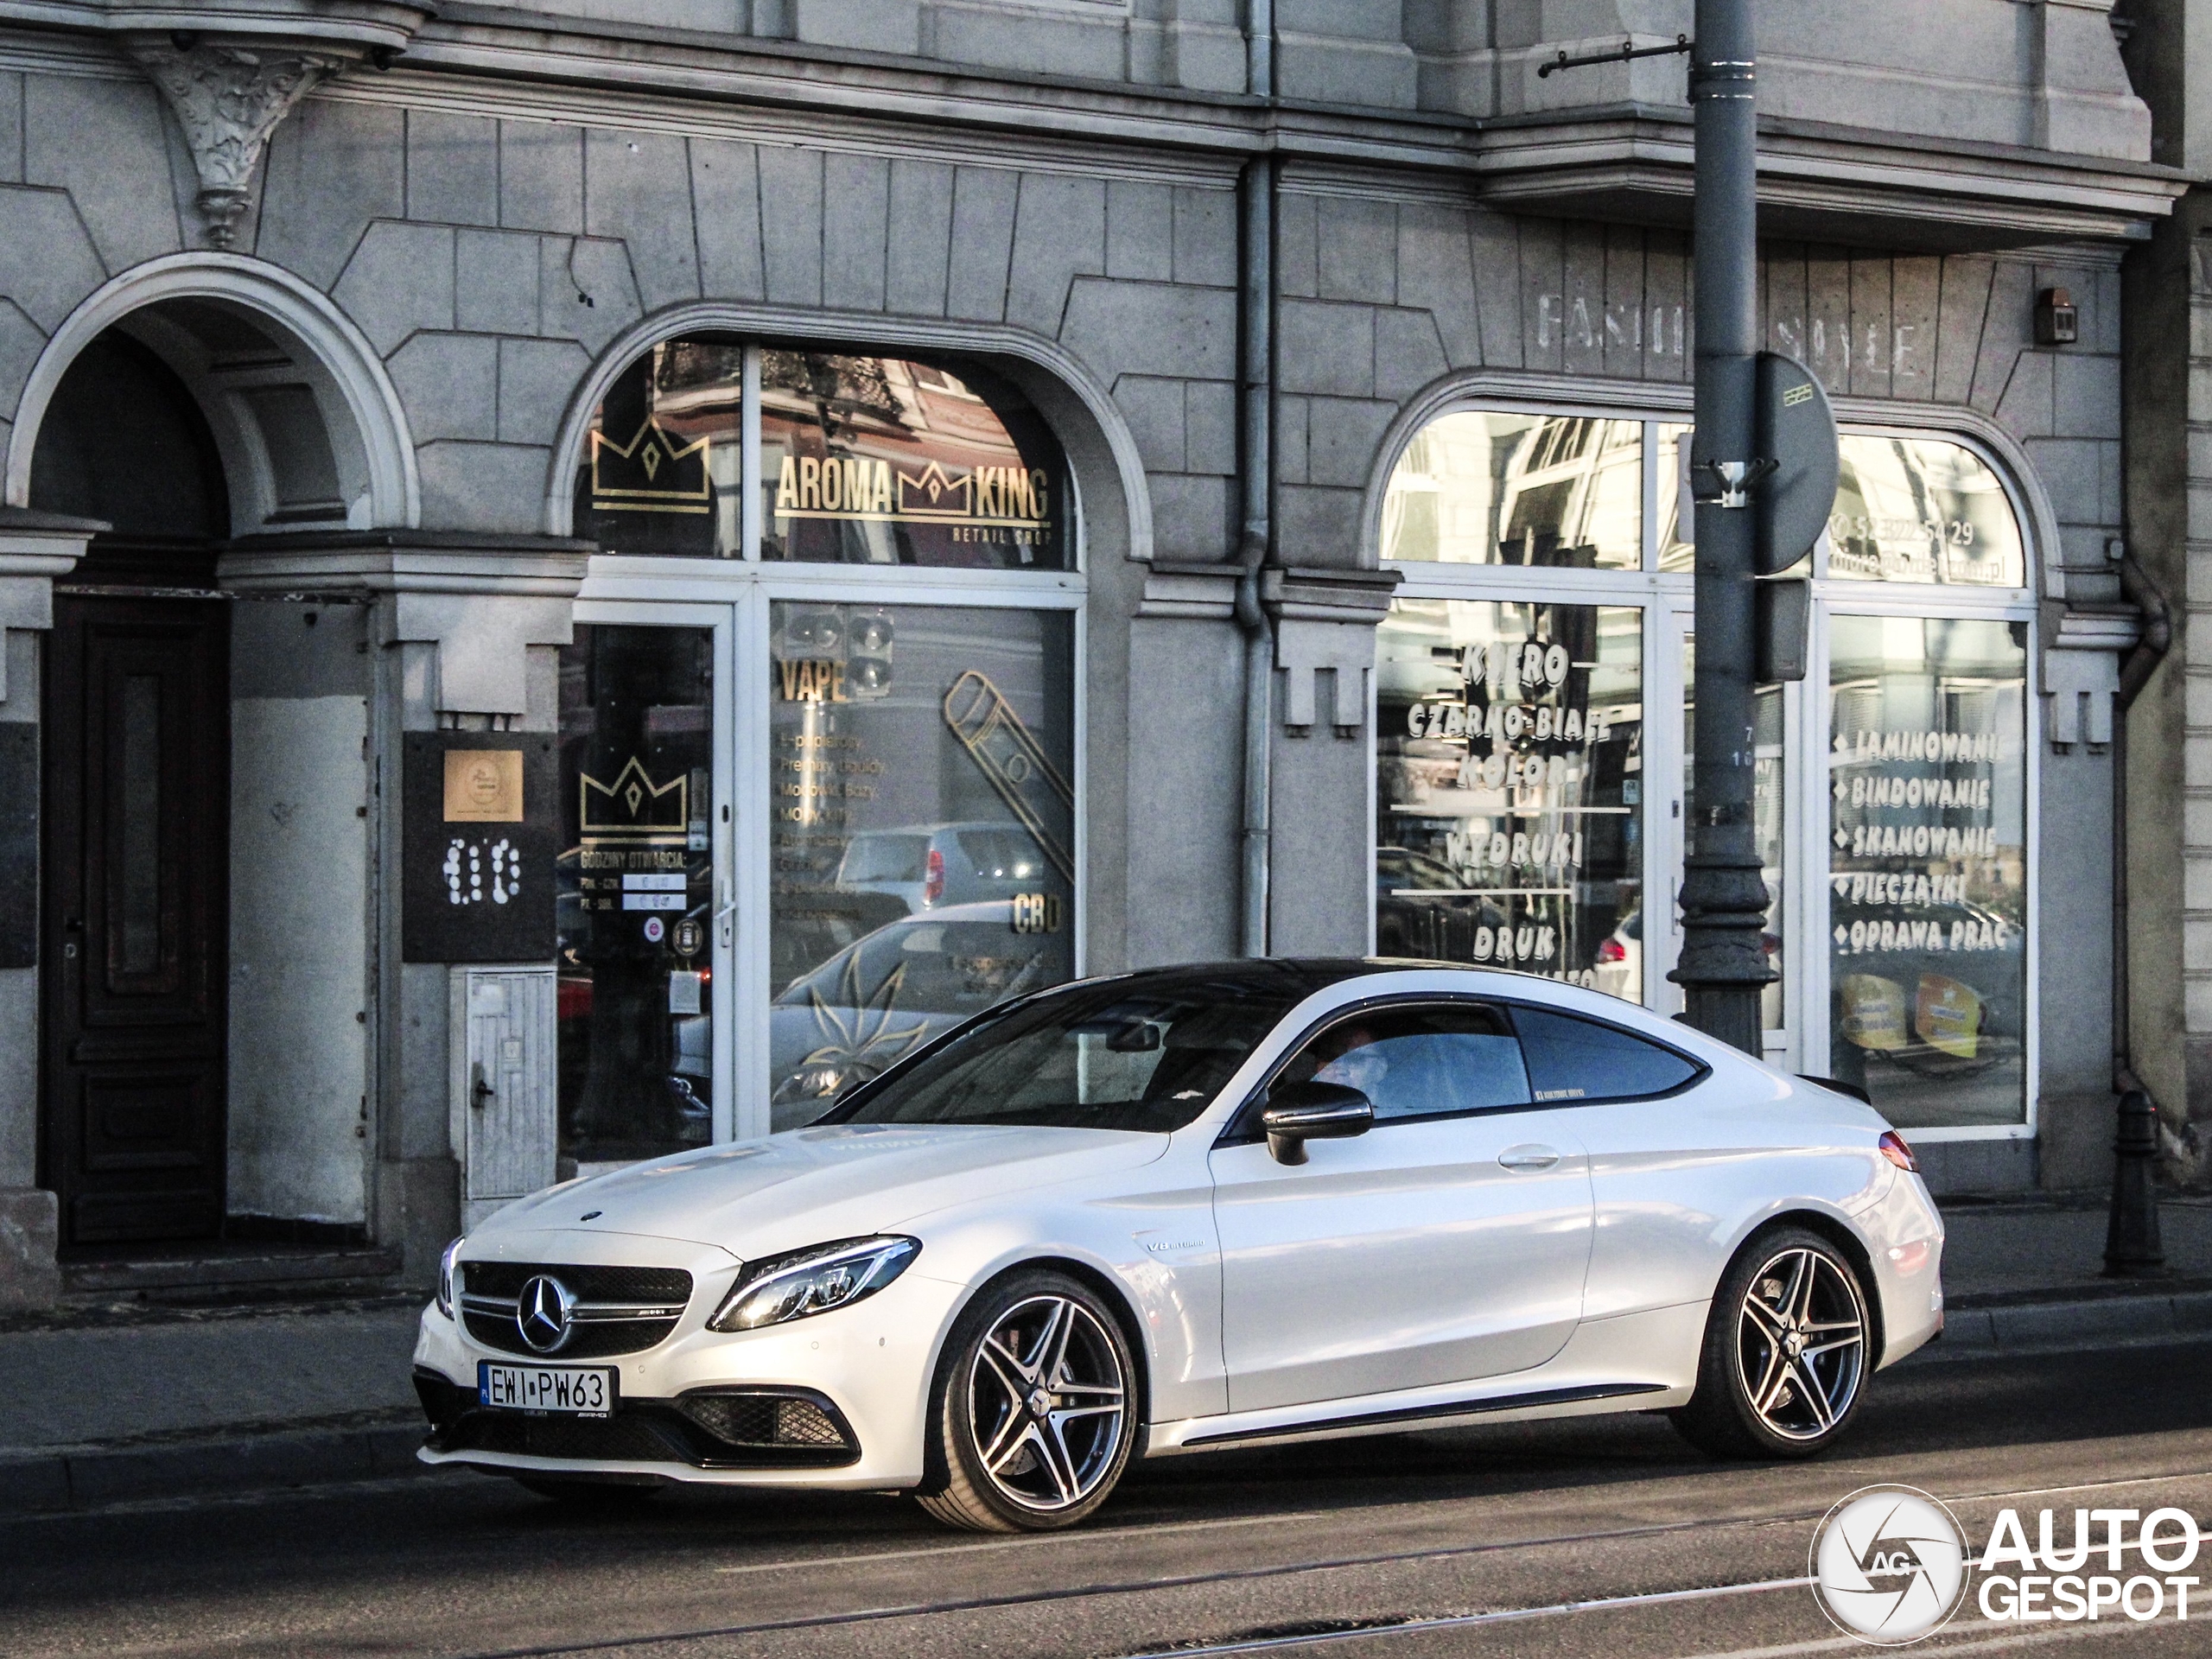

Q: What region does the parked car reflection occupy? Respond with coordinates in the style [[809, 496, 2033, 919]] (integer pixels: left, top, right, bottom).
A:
[[834, 822, 1061, 914], [770, 900, 1071, 1128], [1374, 846, 1508, 961]]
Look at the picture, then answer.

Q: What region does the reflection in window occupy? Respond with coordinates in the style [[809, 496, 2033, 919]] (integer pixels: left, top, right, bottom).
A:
[[572, 340, 744, 558], [760, 354, 1067, 570], [768, 602, 1076, 1128], [1827, 435, 2024, 587], [1376, 600, 1643, 996], [1656, 423, 1694, 573], [1382, 412, 1641, 569], [556, 626, 716, 1169], [569, 340, 1069, 570], [1827, 614, 2027, 1128]]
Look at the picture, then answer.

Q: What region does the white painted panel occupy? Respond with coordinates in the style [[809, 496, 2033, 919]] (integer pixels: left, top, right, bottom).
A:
[[464, 966, 558, 1210], [226, 696, 368, 1224]]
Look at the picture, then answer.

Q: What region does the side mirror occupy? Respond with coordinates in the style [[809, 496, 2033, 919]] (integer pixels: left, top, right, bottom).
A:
[[1259, 1080, 1374, 1166]]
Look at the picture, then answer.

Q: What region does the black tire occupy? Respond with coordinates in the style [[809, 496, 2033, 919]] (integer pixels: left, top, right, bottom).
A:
[[916, 1270, 1137, 1533], [511, 1474, 663, 1508], [1672, 1226, 1872, 1460]]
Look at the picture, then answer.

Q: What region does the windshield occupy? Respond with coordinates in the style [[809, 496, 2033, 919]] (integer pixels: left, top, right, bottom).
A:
[[818, 971, 1313, 1133]]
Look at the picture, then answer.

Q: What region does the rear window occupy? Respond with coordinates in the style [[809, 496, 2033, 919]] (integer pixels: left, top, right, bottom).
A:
[[957, 828, 1047, 880], [839, 834, 929, 883], [1511, 1007, 1702, 1103]]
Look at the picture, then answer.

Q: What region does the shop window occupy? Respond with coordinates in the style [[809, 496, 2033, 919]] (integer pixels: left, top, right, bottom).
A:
[[555, 625, 717, 1168], [1376, 599, 1643, 995], [1827, 615, 2028, 1128], [767, 601, 1076, 1128], [1827, 436, 2024, 588], [571, 342, 1068, 569], [760, 353, 1067, 569], [1381, 412, 1641, 569]]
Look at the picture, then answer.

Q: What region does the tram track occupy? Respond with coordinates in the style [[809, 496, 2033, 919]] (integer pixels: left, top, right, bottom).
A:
[[441, 1465, 2212, 1659]]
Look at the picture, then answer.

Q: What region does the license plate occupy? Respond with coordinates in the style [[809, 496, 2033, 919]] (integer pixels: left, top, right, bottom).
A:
[[477, 1361, 618, 1417]]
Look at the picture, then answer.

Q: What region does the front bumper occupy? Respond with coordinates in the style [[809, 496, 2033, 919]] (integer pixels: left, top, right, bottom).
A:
[[411, 1263, 968, 1491], [415, 1369, 861, 1472]]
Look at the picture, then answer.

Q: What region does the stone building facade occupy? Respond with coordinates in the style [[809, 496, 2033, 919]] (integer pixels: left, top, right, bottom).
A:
[[0, 0, 2186, 1302]]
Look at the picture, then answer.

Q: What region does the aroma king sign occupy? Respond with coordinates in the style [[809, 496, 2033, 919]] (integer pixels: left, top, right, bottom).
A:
[[775, 456, 1052, 533]]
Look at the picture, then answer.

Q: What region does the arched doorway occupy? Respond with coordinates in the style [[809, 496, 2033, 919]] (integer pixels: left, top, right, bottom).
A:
[[33, 329, 234, 1243]]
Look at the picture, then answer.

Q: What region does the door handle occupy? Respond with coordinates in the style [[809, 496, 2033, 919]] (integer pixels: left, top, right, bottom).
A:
[[471, 1066, 495, 1110], [1498, 1144, 1561, 1173]]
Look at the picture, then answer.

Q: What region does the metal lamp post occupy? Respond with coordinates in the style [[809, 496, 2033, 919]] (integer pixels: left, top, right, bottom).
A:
[[1669, 0, 1775, 1055]]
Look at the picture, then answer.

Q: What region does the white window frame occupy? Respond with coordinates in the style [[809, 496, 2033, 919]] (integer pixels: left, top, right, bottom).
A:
[[567, 341, 1089, 1143], [1376, 397, 2039, 1141]]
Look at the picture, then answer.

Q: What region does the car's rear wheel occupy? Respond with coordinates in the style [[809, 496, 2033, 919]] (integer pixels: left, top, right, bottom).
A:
[[1672, 1226, 1872, 1460], [917, 1271, 1136, 1532]]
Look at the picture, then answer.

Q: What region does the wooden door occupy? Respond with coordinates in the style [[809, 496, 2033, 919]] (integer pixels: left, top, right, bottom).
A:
[[41, 594, 230, 1245]]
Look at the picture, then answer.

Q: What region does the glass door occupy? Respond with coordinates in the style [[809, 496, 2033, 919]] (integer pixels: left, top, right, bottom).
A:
[[556, 604, 735, 1175]]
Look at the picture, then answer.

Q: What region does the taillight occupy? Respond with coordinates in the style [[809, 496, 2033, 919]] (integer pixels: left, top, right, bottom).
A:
[[924, 848, 945, 904], [1878, 1130, 1918, 1173], [1596, 937, 1626, 964]]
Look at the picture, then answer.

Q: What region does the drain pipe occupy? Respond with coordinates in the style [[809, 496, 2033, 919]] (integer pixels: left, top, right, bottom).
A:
[[2111, 546, 2172, 1107], [1236, 4, 1275, 959]]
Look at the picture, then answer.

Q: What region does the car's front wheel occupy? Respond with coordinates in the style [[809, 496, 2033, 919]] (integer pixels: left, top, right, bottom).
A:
[[1673, 1226, 1872, 1459], [917, 1270, 1136, 1532]]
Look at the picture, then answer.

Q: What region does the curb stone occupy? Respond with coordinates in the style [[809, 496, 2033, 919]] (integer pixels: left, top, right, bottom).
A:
[[0, 1416, 433, 1517], [1916, 1288, 2212, 1358]]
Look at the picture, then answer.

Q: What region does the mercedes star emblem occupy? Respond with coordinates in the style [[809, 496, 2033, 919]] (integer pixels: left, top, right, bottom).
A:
[[517, 1274, 576, 1353]]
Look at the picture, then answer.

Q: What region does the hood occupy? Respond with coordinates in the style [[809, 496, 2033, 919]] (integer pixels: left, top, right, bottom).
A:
[[480, 1124, 1167, 1258]]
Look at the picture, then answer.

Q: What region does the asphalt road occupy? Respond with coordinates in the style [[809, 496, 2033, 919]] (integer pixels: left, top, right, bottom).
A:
[[5, 1342, 2210, 1659]]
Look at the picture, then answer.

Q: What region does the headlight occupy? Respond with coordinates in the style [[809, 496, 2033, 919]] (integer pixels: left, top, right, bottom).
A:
[[435, 1236, 465, 1319], [709, 1236, 919, 1332]]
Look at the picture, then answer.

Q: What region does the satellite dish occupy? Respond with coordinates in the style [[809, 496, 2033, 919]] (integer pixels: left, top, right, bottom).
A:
[[1755, 352, 1839, 576]]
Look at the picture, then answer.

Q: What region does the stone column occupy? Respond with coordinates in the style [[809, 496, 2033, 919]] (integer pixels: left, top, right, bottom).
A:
[[0, 508, 97, 1310], [1262, 565, 1402, 957], [219, 532, 588, 1285]]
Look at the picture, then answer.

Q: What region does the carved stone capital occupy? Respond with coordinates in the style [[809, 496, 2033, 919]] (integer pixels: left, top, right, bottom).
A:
[[124, 37, 354, 247]]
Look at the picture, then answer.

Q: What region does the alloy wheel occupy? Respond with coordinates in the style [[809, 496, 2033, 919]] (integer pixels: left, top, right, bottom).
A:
[[965, 1294, 1128, 1513], [1734, 1246, 1867, 1442]]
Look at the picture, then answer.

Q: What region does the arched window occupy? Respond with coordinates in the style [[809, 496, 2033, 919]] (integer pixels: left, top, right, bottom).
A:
[[573, 339, 1069, 569], [1375, 402, 2035, 1136]]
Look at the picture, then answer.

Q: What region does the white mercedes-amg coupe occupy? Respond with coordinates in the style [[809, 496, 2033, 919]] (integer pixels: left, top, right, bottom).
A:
[[413, 961, 1945, 1531]]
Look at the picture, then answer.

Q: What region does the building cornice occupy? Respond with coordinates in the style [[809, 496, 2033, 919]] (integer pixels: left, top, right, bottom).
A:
[[0, 7, 2188, 248], [1477, 108, 2191, 251]]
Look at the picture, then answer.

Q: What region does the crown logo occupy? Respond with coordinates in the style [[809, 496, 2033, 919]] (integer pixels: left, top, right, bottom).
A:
[[580, 756, 688, 842], [590, 419, 710, 514], [895, 460, 973, 518]]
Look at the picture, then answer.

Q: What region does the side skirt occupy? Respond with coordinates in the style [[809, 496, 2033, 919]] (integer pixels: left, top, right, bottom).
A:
[[1176, 1382, 1669, 1450]]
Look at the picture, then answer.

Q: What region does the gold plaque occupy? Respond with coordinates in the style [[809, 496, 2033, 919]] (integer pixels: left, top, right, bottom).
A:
[[444, 749, 524, 823]]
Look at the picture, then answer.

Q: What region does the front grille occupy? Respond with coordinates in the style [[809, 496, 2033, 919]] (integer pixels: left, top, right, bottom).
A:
[[461, 1263, 692, 1303], [427, 1392, 861, 1471], [461, 1311, 681, 1359], [458, 1262, 693, 1359]]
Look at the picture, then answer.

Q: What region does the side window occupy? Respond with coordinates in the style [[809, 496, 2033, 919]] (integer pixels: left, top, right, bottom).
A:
[[1278, 1004, 1531, 1122], [1511, 1007, 1702, 1103]]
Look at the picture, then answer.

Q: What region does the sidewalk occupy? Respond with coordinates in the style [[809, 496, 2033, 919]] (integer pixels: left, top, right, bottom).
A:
[[0, 1296, 428, 1515], [3, 1194, 2207, 1516]]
